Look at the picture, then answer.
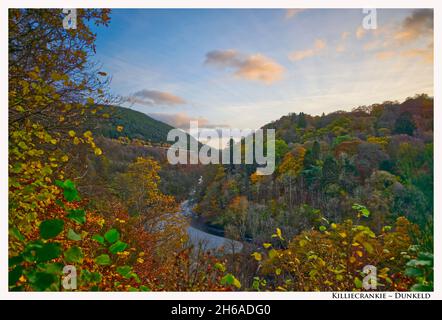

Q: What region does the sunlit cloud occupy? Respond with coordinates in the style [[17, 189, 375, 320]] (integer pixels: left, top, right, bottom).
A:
[[341, 31, 351, 40], [289, 39, 326, 61], [402, 42, 434, 63], [375, 51, 396, 60], [356, 26, 366, 39], [336, 31, 351, 52], [127, 89, 186, 107], [285, 9, 306, 20], [364, 9, 433, 64], [394, 9, 433, 43], [205, 50, 284, 84], [149, 112, 229, 129]]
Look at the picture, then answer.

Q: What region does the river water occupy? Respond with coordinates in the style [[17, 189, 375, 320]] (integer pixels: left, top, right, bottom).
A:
[[181, 201, 243, 254]]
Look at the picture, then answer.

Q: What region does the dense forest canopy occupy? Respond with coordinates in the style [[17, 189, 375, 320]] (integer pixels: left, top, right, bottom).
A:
[[8, 9, 433, 292]]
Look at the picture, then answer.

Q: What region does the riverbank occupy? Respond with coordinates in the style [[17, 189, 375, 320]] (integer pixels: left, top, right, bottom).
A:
[[181, 201, 243, 254]]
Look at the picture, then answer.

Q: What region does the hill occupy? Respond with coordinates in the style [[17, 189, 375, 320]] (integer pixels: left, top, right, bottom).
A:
[[93, 105, 175, 144]]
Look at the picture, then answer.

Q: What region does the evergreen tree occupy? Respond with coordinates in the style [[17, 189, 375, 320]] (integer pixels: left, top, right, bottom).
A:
[[394, 112, 416, 136]]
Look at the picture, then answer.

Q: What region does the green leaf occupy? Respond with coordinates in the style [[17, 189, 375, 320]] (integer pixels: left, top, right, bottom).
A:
[[80, 270, 102, 284], [220, 273, 241, 288], [56, 179, 80, 202], [116, 266, 132, 278], [361, 208, 370, 218], [407, 259, 432, 268], [104, 229, 119, 244], [109, 240, 128, 254], [43, 263, 63, 275], [10, 227, 25, 241], [64, 246, 83, 263], [39, 219, 64, 239], [221, 273, 234, 285], [319, 226, 327, 232], [417, 252, 433, 261], [354, 277, 363, 289], [9, 266, 23, 286], [67, 228, 81, 241], [36, 243, 61, 262], [67, 209, 86, 224], [92, 234, 105, 244], [29, 271, 58, 291], [411, 283, 433, 292], [9, 255, 23, 267], [405, 267, 424, 278], [95, 254, 111, 266]]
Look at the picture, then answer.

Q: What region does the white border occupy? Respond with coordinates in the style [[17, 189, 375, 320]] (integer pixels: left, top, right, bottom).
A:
[[1, 0, 439, 300]]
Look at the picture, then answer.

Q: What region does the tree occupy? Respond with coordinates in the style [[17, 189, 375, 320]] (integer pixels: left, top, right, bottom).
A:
[[297, 112, 307, 128], [274, 139, 289, 165], [9, 9, 112, 251], [115, 157, 184, 251], [394, 112, 416, 136], [321, 155, 339, 186], [311, 140, 320, 160]]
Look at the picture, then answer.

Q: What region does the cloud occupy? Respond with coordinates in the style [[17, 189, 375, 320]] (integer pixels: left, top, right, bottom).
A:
[[356, 26, 366, 39], [336, 44, 346, 53], [289, 39, 326, 61], [375, 51, 396, 60], [366, 10, 433, 64], [127, 89, 186, 107], [394, 9, 433, 43], [335, 32, 351, 53], [341, 31, 351, 40], [149, 112, 229, 129], [285, 9, 306, 19], [205, 50, 284, 84], [401, 42, 434, 63]]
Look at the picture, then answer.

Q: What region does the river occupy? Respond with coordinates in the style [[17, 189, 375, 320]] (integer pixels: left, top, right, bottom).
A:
[[181, 200, 243, 254]]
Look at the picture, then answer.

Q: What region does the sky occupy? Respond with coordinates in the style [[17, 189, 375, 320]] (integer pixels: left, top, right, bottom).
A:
[[92, 9, 433, 139]]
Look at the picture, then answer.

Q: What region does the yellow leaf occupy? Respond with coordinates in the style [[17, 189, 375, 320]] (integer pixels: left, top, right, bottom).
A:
[[233, 277, 241, 289], [83, 130, 93, 138], [276, 228, 283, 239], [251, 252, 262, 261], [116, 125, 124, 132], [68, 130, 76, 137], [61, 155, 69, 162], [271, 228, 284, 240], [73, 137, 80, 145], [263, 243, 272, 249], [94, 147, 102, 156]]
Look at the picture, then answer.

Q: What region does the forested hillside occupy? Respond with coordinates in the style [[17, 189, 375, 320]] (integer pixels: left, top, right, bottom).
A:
[[92, 105, 173, 144], [193, 94, 433, 291]]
